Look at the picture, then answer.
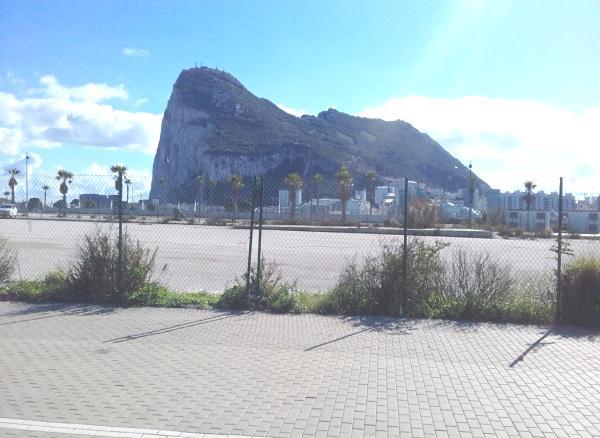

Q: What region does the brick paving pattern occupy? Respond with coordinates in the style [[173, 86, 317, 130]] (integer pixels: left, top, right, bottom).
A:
[[1, 302, 599, 437]]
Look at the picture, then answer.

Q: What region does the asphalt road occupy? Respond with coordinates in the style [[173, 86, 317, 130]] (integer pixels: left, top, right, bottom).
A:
[[2, 218, 599, 292]]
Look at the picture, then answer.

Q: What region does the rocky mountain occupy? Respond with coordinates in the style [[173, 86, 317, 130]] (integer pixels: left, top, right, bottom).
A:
[[150, 67, 487, 202]]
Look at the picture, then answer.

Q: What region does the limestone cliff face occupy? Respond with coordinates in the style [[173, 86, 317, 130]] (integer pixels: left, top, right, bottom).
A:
[[150, 67, 487, 202]]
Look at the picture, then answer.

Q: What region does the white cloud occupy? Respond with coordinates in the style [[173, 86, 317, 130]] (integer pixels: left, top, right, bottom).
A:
[[38, 75, 128, 102], [66, 161, 153, 200], [122, 47, 150, 57], [1, 71, 25, 87], [132, 98, 149, 108], [2, 152, 43, 175], [276, 103, 307, 118], [10, 161, 154, 203], [358, 96, 600, 195], [0, 76, 162, 156]]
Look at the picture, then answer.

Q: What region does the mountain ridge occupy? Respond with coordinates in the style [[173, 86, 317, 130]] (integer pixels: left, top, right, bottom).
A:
[[150, 67, 488, 201]]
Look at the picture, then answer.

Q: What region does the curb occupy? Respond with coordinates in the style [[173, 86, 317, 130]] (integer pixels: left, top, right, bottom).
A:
[[232, 224, 494, 238]]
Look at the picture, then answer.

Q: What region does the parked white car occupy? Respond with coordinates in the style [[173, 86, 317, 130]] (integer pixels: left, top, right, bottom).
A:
[[0, 203, 18, 218]]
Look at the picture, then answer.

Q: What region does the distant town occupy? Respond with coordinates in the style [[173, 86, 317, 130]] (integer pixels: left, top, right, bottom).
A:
[[3, 168, 599, 235]]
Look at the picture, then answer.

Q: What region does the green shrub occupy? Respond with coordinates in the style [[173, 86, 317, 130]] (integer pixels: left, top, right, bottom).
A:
[[127, 283, 218, 308], [500, 276, 554, 324], [561, 257, 600, 326], [408, 199, 439, 229], [321, 264, 372, 315], [1, 271, 67, 303], [0, 236, 16, 283], [441, 252, 554, 323], [444, 251, 514, 320], [217, 259, 300, 313], [326, 240, 555, 324], [64, 227, 157, 304], [293, 292, 328, 313], [324, 239, 447, 316]]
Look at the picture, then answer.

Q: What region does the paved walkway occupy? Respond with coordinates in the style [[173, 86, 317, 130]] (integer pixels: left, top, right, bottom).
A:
[[0, 302, 599, 437]]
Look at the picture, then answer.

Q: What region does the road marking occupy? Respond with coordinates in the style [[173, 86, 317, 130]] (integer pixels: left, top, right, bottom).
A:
[[0, 418, 264, 438]]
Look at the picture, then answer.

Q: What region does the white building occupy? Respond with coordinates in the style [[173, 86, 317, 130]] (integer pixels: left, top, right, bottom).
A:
[[499, 191, 577, 212], [375, 186, 395, 208], [563, 211, 600, 234], [440, 202, 482, 222], [347, 198, 371, 216], [355, 189, 367, 202], [278, 189, 302, 213], [505, 210, 551, 231]]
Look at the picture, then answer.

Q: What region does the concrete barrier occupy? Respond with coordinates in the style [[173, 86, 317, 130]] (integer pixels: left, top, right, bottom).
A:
[[233, 224, 494, 238]]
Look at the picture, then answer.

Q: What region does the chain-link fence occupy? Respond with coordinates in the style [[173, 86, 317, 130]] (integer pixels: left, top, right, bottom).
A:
[[1, 171, 599, 319]]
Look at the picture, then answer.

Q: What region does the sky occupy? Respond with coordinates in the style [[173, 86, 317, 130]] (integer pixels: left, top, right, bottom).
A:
[[1, 0, 600, 201]]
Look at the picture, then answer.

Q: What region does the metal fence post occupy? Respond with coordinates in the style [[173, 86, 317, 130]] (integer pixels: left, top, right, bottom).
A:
[[256, 176, 264, 296], [117, 171, 124, 295], [246, 176, 257, 301], [403, 177, 409, 314], [556, 176, 563, 323]]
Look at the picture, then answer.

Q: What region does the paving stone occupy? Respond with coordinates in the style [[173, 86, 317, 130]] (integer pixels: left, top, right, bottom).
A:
[[0, 303, 599, 437]]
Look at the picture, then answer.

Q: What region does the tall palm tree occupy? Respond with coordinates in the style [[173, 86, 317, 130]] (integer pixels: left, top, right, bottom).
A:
[[110, 165, 127, 192], [313, 174, 323, 208], [336, 166, 353, 223], [207, 179, 216, 205], [8, 168, 19, 203], [285, 173, 303, 220], [196, 175, 205, 206], [124, 179, 132, 203], [42, 185, 49, 207], [228, 174, 243, 222], [523, 180, 537, 231], [56, 169, 74, 211], [366, 170, 377, 215]]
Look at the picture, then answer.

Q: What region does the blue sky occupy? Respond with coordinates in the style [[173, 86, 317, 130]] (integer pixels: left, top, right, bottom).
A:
[[1, 0, 600, 199]]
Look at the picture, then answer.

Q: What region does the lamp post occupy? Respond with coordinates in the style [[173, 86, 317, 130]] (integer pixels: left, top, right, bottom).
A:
[[468, 162, 473, 228]]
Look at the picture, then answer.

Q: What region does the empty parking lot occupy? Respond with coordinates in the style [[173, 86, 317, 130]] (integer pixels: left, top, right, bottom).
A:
[[2, 218, 599, 292]]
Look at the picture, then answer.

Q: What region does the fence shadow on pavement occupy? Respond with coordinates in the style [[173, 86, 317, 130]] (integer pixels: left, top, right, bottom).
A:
[[509, 328, 554, 367], [304, 316, 417, 351], [0, 302, 119, 325], [104, 311, 250, 343]]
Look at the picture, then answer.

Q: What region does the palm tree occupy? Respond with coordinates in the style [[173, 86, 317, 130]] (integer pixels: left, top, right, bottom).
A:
[[110, 165, 127, 191], [196, 175, 205, 206], [207, 179, 216, 205], [124, 179, 132, 203], [366, 170, 377, 215], [8, 168, 19, 203], [313, 174, 323, 208], [228, 174, 243, 222], [336, 166, 353, 222], [523, 180, 537, 231], [3, 191, 9, 200], [55, 169, 74, 212], [285, 173, 303, 220], [42, 185, 49, 207]]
